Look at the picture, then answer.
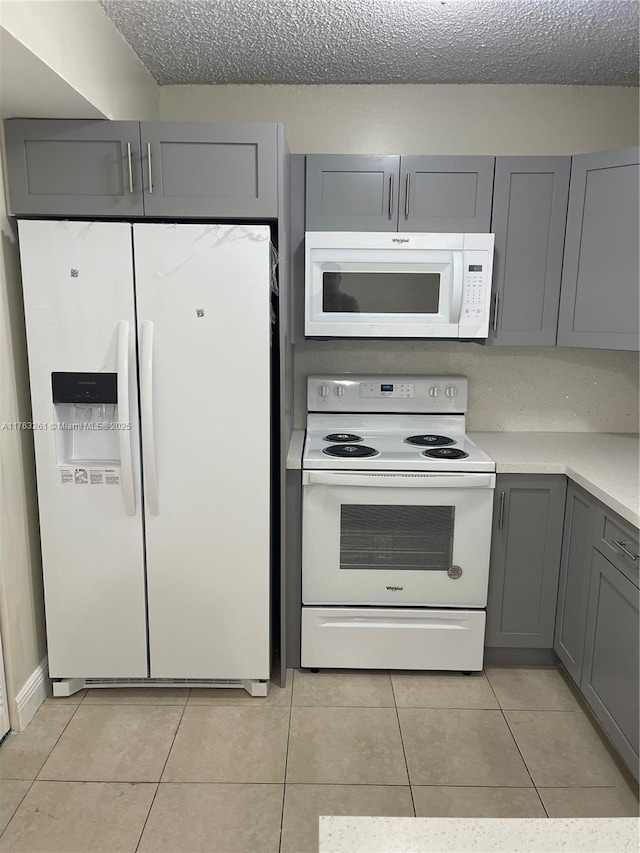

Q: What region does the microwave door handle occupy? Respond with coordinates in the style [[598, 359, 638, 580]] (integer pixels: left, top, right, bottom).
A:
[[450, 253, 464, 323]]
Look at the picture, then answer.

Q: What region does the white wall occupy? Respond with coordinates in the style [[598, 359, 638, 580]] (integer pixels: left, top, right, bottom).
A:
[[160, 83, 638, 153], [0, 121, 47, 728], [162, 83, 639, 433], [1, 0, 159, 119]]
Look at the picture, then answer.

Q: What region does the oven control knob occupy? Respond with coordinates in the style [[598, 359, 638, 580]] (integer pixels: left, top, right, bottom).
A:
[[319, 384, 329, 397], [335, 385, 345, 397], [444, 385, 458, 399], [428, 385, 440, 398]]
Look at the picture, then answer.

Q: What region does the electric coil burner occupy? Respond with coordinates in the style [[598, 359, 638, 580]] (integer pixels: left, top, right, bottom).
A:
[[323, 445, 378, 458], [405, 434, 455, 447], [301, 374, 496, 675], [423, 447, 469, 460]]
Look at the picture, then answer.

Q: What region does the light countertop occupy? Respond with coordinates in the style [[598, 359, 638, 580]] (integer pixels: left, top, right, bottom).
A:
[[286, 430, 306, 470], [319, 816, 640, 852], [287, 431, 639, 528], [470, 432, 638, 528]]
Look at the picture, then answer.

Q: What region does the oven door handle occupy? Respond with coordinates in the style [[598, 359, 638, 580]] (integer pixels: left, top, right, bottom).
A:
[[303, 471, 496, 489]]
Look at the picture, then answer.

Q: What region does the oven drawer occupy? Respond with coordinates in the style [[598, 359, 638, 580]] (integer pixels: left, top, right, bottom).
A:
[[301, 607, 486, 671]]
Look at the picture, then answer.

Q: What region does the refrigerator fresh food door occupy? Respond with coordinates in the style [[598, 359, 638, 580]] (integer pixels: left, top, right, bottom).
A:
[[17, 220, 147, 678], [133, 223, 271, 679]]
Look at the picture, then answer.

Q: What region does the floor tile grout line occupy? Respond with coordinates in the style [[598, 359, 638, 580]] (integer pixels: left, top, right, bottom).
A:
[[278, 670, 295, 853], [483, 670, 551, 817], [390, 675, 416, 818], [133, 694, 190, 853], [0, 777, 37, 841], [0, 700, 84, 840], [33, 700, 85, 782]]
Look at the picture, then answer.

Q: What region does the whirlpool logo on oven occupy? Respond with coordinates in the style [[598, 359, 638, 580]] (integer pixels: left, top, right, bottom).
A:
[[386, 585, 404, 591]]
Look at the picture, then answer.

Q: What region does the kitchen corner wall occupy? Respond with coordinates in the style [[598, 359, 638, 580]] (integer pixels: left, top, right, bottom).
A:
[[0, 122, 47, 728], [162, 83, 639, 435]]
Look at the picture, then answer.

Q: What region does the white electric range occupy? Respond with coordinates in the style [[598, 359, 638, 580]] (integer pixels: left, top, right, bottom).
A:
[[301, 375, 496, 672]]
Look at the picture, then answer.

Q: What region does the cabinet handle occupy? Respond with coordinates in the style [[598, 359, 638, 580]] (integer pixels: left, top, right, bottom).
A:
[[611, 538, 638, 561], [388, 174, 394, 218], [126, 143, 134, 194], [404, 174, 410, 217], [492, 292, 500, 331], [498, 491, 506, 530], [147, 142, 153, 194]]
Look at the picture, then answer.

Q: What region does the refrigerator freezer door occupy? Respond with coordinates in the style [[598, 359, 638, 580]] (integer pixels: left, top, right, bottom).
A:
[[17, 220, 147, 678], [134, 223, 271, 679]]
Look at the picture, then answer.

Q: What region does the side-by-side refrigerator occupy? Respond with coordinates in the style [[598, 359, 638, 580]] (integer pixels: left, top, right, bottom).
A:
[[18, 220, 272, 694]]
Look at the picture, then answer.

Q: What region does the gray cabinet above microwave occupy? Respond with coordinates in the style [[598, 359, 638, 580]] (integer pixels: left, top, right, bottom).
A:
[[305, 154, 494, 233]]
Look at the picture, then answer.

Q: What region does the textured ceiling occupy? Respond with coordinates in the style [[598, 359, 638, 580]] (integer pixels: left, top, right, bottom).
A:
[[98, 0, 639, 86]]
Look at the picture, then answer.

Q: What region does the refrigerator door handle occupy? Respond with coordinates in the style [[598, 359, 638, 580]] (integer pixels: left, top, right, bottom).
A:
[[140, 321, 159, 516], [117, 321, 136, 516]]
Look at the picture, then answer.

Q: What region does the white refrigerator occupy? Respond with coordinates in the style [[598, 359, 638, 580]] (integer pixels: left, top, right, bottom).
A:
[[17, 220, 272, 695]]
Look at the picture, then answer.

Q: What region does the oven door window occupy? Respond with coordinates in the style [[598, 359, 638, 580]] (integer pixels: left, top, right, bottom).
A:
[[340, 505, 454, 572], [322, 272, 441, 315]]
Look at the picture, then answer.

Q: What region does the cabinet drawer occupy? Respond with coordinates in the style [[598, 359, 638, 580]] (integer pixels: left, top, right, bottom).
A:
[[595, 508, 639, 586]]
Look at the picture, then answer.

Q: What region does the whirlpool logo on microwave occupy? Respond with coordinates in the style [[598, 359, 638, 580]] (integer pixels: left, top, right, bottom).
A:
[[391, 238, 410, 244], [386, 585, 404, 591]]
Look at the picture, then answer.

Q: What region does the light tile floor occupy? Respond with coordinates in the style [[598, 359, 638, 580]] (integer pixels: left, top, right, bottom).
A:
[[0, 667, 637, 852]]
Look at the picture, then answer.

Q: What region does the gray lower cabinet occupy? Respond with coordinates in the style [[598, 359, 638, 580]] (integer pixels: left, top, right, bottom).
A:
[[5, 119, 144, 217], [399, 155, 494, 233], [557, 147, 639, 350], [485, 474, 566, 648], [581, 548, 639, 779], [554, 482, 597, 684], [305, 154, 400, 231], [488, 157, 571, 346], [140, 122, 279, 218]]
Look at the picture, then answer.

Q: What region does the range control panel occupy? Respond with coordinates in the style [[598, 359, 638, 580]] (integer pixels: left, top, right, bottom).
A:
[[308, 375, 468, 414]]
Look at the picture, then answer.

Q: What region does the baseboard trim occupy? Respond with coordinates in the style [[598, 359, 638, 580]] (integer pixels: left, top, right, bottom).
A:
[[15, 657, 49, 731]]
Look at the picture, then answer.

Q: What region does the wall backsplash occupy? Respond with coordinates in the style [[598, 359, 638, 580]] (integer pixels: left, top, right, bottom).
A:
[[293, 341, 639, 433]]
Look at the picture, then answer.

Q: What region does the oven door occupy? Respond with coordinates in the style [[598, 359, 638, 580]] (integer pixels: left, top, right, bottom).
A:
[[302, 470, 495, 607], [305, 247, 463, 337]]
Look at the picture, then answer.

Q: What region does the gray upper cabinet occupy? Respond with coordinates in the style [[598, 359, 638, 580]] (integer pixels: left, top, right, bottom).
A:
[[557, 147, 639, 351], [554, 482, 597, 684], [305, 155, 400, 232], [399, 156, 494, 232], [581, 549, 639, 780], [4, 119, 144, 217], [485, 474, 566, 648], [140, 122, 278, 219], [488, 157, 571, 346]]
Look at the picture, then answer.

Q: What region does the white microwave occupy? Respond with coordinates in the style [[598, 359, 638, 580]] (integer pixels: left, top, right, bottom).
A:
[[305, 231, 495, 338]]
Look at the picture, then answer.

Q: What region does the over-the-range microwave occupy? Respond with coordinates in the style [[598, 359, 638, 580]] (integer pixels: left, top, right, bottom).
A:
[[305, 231, 495, 338]]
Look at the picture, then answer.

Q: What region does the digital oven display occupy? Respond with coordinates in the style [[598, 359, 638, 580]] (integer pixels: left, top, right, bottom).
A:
[[381, 384, 394, 392], [468, 265, 483, 272]]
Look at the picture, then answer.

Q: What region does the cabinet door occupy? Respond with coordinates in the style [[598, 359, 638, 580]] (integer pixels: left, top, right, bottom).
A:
[[399, 156, 494, 232], [140, 122, 278, 218], [305, 154, 400, 231], [485, 475, 566, 648], [557, 147, 639, 350], [581, 550, 639, 781], [554, 483, 596, 683], [488, 157, 570, 346], [4, 119, 144, 217]]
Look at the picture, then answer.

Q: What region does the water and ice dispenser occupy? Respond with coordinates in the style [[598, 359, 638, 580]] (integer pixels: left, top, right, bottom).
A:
[[52, 372, 121, 466]]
